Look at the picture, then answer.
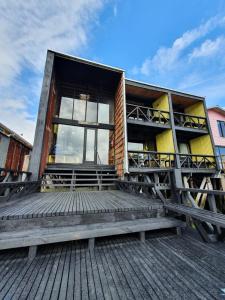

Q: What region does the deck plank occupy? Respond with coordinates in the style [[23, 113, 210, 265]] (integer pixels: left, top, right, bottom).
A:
[[0, 234, 225, 299], [0, 190, 163, 220]]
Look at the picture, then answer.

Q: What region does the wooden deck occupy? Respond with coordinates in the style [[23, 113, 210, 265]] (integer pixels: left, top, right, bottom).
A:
[[0, 232, 225, 299], [0, 190, 162, 220]]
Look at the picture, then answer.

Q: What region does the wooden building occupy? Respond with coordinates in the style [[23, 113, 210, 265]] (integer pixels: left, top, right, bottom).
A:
[[29, 50, 219, 192], [0, 122, 32, 175], [1, 50, 225, 260]]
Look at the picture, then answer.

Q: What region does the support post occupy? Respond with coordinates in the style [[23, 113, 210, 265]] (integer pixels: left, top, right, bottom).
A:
[[88, 238, 95, 251], [28, 245, 37, 260], [139, 231, 145, 242], [176, 227, 182, 236]]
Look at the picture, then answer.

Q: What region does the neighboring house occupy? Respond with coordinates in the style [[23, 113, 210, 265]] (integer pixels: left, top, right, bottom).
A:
[[0, 123, 32, 172], [208, 106, 225, 169]]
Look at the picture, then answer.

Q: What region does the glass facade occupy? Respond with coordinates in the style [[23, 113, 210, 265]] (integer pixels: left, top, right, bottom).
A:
[[49, 125, 114, 165], [50, 125, 84, 164], [59, 97, 73, 119], [73, 99, 86, 121], [57, 96, 112, 124], [50, 95, 114, 165]]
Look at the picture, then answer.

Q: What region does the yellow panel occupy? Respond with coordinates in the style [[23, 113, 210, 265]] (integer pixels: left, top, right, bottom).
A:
[[184, 102, 206, 117], [152, 94, 169, 111], [156, 130, 175, 153], [190, 135, 213, 155]]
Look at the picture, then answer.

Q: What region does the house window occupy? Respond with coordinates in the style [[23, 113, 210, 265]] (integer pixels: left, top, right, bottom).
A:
[[217, 121, 225, 137]]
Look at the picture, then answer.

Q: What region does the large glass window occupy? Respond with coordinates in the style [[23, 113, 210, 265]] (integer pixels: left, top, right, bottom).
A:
[[58, 96, 113, 124], [86, 101, 98, 123], [73, 99, 86, 121], [59, 97, 73, 119], [128, 142, 143, 151], [85, 129, 95, 161], [53, 125, 84, 163], [98, 103, 110, 124], [98, 129, 110, 164]]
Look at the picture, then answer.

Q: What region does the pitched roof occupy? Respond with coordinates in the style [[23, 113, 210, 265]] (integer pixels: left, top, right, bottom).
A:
[[0, 122, 32, 149]]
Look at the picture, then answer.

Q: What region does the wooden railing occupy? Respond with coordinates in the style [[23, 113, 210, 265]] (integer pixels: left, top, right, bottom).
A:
[[0, 168, 31, 183], [128, 151, 175, 169], [126, 104, 170, 125], [128, 151, 217, 170], [174, 112, 207, 130], [178, 154, 216, 169], [0, 181, 41, 201]]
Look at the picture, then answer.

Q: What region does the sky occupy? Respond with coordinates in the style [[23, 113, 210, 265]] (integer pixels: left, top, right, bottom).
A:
[[0, 0, 225, 144]]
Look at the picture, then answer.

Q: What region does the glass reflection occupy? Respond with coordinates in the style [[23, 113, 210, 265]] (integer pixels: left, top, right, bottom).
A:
[[54, 125, 84, 163], [73, 99, 86, 121], [85, 129, 95, 161], [86, 101, 97, 123], [98, 103, 109, 124], [98, 129, 109, 164], [59, 97, 73, 119]]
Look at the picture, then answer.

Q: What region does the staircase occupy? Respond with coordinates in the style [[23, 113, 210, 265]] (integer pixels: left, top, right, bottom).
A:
[[42, 166, 117, 191]]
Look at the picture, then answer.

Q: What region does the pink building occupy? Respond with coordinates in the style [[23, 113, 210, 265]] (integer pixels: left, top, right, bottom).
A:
[[208, 106, 225, 168]]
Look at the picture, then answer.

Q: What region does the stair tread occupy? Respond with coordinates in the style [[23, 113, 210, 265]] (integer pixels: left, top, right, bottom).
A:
[[0, 217, 185, 250]]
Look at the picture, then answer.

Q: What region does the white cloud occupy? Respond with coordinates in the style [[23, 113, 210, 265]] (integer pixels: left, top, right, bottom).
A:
[[138, 15, 225, 76], [0, 99, 36, 143], [0, 0, 105, 144], [130, 15, 225, 107], [189, 36, 225, 60]]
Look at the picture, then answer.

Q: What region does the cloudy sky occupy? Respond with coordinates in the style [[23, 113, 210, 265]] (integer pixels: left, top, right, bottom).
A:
[[0, 0, 225, 143]]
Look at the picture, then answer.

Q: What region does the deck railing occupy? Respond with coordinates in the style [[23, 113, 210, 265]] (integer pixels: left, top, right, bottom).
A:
[[126, 104, 170, 125], [128, 150, 175, 169], [173, 112, 207, 130], [178, 154, 216, 169], [0, 168, 31, 183], [128, 151, 217, 170]]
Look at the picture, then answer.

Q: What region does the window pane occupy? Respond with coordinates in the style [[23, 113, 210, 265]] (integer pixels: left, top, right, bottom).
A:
[[85, 129, 95, 161], [98, 103, 109, 124], [73, 99, 86, 121], [128, 142, 143, 151], [222, 122, 225, 137], [98, 129, 109, 164], [59, 97, 73, 119], [86, 101, 97, 123], [54, 125, 84, 163]]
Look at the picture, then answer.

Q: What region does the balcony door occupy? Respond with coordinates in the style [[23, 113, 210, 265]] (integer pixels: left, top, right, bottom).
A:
[[84, 128, 96, 164]]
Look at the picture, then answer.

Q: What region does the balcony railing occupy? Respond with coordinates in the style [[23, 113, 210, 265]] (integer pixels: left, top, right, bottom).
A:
[[127, 104, 170, 125], [128, 150, 175, 169], [178, 154, 216, 169], [128, 151, 217, 170], [173, 112, 207, 130]]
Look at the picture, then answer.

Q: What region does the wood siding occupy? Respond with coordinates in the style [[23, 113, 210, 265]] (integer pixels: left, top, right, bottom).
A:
[[5, 138, 30, 172], [114, 75, 125, 177]]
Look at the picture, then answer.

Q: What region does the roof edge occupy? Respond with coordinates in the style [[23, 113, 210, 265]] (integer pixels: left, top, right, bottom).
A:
[[48, 49, 124, 74]]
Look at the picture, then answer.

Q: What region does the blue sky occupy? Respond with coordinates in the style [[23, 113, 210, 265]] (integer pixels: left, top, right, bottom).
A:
[[0, 0, 225, 143]]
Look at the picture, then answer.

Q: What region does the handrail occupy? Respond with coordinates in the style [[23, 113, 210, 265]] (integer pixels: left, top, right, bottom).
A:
[[128, 150, 217, 169], [127, 103, 169, 114], [173, 111, 207, 130], [174, 111, 207, 120], [128, 150, 175, 168], [126, 103, 170, 125]]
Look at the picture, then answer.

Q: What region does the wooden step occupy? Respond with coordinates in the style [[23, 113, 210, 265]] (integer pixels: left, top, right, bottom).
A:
[[165, 203, 225, 228], [0, 217, 185, 251]]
